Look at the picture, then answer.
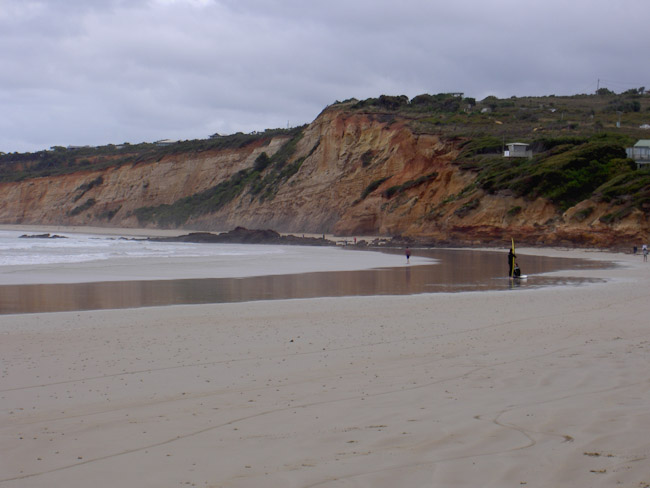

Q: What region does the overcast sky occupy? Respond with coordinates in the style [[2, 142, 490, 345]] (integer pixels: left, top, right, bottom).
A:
[[1, 0, 647, 153]]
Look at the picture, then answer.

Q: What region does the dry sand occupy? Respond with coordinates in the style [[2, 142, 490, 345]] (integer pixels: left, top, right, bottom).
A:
[[1, 247, 649, 487]]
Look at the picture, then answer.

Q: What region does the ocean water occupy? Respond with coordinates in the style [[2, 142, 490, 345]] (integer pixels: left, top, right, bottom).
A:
[[0, 230, 285, 267], [0, 229, 411, 286]]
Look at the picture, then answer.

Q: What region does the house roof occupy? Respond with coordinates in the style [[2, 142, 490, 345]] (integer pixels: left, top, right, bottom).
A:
[[506, 142, 529, 146], [634, 139, 650, 148]]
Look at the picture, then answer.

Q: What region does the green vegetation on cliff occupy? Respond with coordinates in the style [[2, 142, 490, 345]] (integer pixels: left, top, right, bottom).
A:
[[458, 134, 636, 210], [595, 168, 650, 222], [134, 169, 259, 227], [335, 91, 648, 217], [132, 129, 311, 227], [335, 89, 650, 140], [0, 127, 301, 183]]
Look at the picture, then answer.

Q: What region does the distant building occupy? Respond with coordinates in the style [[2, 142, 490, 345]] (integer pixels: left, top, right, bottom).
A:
[[626, 140, 650, 169], [154, 139, 178, 146], [504, 142, 532, 159]]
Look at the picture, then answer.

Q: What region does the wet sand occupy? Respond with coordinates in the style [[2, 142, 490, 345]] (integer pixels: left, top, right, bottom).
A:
[[1, 245, 649, 487], [0, 248, 609, 314]]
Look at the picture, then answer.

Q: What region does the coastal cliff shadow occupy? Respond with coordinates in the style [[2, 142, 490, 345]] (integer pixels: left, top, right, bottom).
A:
[[0, 249, 611, 314]]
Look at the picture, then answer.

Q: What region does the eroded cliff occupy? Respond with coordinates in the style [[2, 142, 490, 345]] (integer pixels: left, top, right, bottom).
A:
[[1, 103, 648, 248]]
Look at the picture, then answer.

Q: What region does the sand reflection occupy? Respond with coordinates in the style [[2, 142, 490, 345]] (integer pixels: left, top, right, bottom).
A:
[[0, 249, 610, 314]]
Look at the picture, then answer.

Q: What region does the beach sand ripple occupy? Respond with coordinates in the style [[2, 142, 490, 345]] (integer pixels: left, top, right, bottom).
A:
[[1, 248, 649, 487]]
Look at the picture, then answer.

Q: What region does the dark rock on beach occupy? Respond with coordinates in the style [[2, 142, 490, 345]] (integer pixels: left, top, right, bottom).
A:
[[19, 233, 67, 239], [146, 226, 337, 246]]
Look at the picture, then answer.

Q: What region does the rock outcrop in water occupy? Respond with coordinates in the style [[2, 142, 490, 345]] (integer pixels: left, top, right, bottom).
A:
[[19, 233, 67, 239], [147, 227, 335, 246]]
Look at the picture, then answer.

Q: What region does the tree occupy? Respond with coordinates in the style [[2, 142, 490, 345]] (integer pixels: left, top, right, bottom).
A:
[[377, 95, 409, 110], [253, 152, 271, 172]]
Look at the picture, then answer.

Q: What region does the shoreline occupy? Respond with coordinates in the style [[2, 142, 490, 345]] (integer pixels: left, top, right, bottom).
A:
[[3, 223, 637, 253], [0, 226, 406, 286], [0, 223, 193, 238], [0, 224, 629, 287], [0, 223, 381, 243], [1, 228, 649, 487]]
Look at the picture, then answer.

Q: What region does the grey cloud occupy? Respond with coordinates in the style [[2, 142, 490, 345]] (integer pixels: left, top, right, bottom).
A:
[[1, 0, 648, 152]]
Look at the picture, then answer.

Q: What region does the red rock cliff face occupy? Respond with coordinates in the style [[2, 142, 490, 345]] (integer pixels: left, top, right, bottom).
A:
[[0, 108, 647, 247], [0, 137, 288, 227]]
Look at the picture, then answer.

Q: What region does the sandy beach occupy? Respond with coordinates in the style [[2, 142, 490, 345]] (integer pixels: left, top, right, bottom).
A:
[[1, 243, 649, 487]]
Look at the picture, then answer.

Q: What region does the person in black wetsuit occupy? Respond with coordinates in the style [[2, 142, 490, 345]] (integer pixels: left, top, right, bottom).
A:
[[508, 248, 516, 277]]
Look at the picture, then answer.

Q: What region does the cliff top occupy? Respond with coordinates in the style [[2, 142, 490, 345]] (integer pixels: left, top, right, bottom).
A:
[[2, 90, 649, 183]]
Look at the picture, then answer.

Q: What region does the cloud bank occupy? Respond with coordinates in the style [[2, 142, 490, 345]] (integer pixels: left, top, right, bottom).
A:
[[1, 0, 647, 152]]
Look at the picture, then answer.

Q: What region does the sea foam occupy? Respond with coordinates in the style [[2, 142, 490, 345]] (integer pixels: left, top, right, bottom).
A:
[[0, 230, 284, 267]]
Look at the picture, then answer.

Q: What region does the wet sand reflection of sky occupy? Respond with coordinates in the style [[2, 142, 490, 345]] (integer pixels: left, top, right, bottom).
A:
[[0, 248, 612, 315]]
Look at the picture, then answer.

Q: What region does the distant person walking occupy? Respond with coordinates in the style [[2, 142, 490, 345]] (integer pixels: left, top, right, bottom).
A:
[[405, 247, 411, 264], [643, 244, 648, 262]]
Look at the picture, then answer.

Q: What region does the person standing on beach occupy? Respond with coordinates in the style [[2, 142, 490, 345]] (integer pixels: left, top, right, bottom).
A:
[[508, 247, 516, 276], [643, 244, 648, 262], [405, 247, 411, 264]]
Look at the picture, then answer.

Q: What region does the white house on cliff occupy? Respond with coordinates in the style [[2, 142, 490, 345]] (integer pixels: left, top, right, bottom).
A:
[[504, 142, 532, 159], [626, 140, 650, 169]]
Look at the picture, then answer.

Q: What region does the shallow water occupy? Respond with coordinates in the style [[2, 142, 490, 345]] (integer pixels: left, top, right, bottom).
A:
[[0, 248, 611, 314]]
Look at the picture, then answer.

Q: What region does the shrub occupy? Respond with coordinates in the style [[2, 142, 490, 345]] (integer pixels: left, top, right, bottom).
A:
[[458, 136, 503, 159], [378, 95, 409, 110], [253, 152, 271, 172], [361, 177, 390, 200], [361, 150, 374, 167], [68, 198, 96, 216], [382, 185, 401, 199], [73, 176, 104, 201], [572, 207, 594, 222], [454, 198, 480, 217], [98, 205, 121, 221], [410, 93, 462, 112], [381, 172, 438, 199]]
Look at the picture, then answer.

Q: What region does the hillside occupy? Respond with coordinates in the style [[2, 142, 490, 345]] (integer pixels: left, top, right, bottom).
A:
[[1, 91, 650, 248]]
